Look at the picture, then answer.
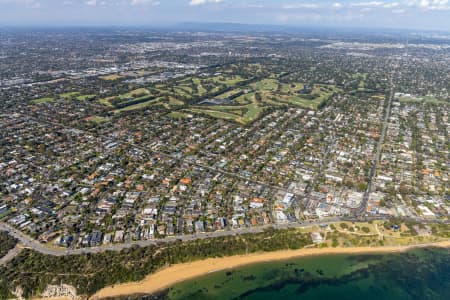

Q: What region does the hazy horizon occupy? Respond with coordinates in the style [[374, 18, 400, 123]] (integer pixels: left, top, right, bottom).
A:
[[1, 0, 450, 32]]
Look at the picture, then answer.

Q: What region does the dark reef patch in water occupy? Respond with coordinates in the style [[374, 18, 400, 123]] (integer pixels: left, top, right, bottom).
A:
[[117, 248, 450, 300]]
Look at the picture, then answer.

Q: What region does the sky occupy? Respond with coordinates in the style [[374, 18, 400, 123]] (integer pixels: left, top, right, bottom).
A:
[[1, 0, 450, 31]]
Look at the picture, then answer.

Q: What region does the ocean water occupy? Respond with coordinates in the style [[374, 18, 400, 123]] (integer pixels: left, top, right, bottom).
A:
[[158, 248, 450, 300]]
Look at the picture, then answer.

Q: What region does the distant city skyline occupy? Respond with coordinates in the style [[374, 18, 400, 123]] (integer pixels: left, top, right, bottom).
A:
[[1, 0, 450, 31]]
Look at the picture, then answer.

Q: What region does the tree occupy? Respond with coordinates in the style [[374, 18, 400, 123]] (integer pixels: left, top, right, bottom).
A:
[[361, 227, 370, 233]]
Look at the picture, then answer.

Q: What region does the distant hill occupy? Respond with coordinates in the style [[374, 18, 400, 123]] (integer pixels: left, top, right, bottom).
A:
[[175, 22, 322, 34]]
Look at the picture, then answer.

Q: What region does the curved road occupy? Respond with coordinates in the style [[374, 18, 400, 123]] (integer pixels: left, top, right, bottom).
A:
[[2, 216, 448, 263], [0, 218, 347, 258]]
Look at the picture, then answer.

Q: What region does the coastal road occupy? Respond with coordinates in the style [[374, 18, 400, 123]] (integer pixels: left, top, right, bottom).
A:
[[2, 215, 448, 260], [0, 218, 348, 258], [0, 222, 67, 257]]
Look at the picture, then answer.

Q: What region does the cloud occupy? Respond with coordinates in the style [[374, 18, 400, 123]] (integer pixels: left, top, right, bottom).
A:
[[410, 0, 450, 10], [282, 1, 402, 10], [383, 2, 400, 8], [0, 0, 40, 7], [282, 3, 321, 9], [277, 11, 365, 23], [189, 0, 223, 6], [84, 0, 116, 6], [350, 1, 399, 8], [130, 0, 160, 5], [82, 0, 160, 6], [243, 3, 266, 8], [350, 0, 449, 11]]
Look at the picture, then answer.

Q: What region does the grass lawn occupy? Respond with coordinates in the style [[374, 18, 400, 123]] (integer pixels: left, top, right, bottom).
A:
[[234, 93, 254, 105], [31, 97, 55, 104], [184, 82, 340, 124], [214, 89, 242, 100], [195, 106, 244, 116], [99, 97, 115, 107], [117, 94, 154, 106], [251, 79, 279, 92], [238, 102, 264, 124], [189, 93, 263, 124], [192, 78, 207, 95], [60, 92, 81, 99], [99, 88, 152, 107], [263, 98, 285, 106], [176, 85, 193, 94], [76, 94, 97, 101], [121, 88, 151, 99], [167, 111, 193, 119], [187, 108, 238, 122], [281, 82, 304, 94], [153, 74, 244, 101], [94, 73, 342, 124], [210, 75, 244, 85], [399, 94, 447, 104], [195, 104, 243, 112], [100, 74, 124, 81], [248, 80, 340, 110], [284, 96, 319, 109], [284, 84, 340, 109], [85, 116, 111, 124], [113, 97, 162, 113], [168, 97, 185, 106], [173, 86, 192, 97]]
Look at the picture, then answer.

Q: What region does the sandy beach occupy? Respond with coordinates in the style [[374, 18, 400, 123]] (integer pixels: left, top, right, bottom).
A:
[[89, 240, 450, 299]]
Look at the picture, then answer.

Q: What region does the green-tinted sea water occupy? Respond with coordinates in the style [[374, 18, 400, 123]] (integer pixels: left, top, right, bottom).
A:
[[155, 248, 450, 300]]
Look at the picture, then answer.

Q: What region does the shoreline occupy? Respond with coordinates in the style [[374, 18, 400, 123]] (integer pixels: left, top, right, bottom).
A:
[[88, 240, 450, 300]]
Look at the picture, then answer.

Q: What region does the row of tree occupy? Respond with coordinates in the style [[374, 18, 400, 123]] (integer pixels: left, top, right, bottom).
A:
[[0, 228, 312, 298]]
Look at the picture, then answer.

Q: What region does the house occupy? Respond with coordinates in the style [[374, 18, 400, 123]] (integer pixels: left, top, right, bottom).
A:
[[90, 231, 103, 247], [114, 230, 124, 242], [418, 205, 435, 219], [180, 178, 192, 185], [325, 173, 343, 183], [103, 233, 112, 244], [195, 220, 205, 232], [0, 204, 8, 214], [250, 197, 264, 209], [282, 193, 294, 205]]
